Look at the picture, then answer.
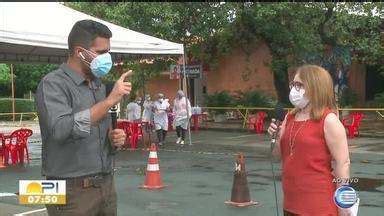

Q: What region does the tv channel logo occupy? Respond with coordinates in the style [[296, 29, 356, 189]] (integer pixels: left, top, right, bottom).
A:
[[19, 180, 66, 205], [334, 185, 358, 209]]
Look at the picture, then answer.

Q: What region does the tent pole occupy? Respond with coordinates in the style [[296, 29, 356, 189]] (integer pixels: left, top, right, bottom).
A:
[[10, 64, 15, 122], [182, 52, 192, 146]]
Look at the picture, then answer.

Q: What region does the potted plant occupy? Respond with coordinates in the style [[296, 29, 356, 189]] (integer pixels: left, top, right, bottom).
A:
[[205, 91, 234, 122], [233, 90, 276, 117], [373, 91, 384, 107]]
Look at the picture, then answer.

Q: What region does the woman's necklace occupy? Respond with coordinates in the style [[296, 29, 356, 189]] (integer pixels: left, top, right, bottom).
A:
[[288, 117, 308, 156]]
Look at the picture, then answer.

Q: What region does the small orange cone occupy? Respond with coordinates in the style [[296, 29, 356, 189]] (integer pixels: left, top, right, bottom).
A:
[[139, 143, 166, 189], [225, 153, 259, 207]]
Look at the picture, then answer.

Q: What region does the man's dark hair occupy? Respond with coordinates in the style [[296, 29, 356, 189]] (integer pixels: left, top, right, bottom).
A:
[[68, 19, 112, 55]]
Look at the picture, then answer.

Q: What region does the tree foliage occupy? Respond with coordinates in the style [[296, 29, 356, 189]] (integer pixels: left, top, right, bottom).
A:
[[13, 64, 58, 98], [0, 64, 10, 86], [5, 3, 381, 101], [66, 2, 383, 103], [0, 63, 58, 97]]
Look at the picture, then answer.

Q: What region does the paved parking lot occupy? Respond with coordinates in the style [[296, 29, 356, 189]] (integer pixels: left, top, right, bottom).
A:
[[0, 130, 383, 216]]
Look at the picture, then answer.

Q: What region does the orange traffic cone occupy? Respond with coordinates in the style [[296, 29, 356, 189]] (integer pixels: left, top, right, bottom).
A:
[[139, 143, 166, 189], [225, 153, 259, 207]]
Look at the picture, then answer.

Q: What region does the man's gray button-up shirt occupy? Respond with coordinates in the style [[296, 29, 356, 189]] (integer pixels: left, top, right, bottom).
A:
[[35, 63, 113, 178]]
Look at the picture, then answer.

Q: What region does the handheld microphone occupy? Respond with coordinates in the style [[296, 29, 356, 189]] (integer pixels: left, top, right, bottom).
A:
[[271, 103, 286, 151], [105, 82, 119, 174], [106, 82, 118, 155], [109, 105, 118, 130], [105, 82, 118, 129]]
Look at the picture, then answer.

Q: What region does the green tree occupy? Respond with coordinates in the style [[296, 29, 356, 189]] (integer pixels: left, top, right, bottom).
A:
[[197, 2, 383, 103], [65, 2, 384, 104], [13, 64, 58, 98], [65, 2, 238, 97], [66, 2, 239, 45], [0, 64, 10, 85], [0, 64, 11, 97]]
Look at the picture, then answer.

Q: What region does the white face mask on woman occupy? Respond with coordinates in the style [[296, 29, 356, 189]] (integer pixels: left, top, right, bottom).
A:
[[289, 87, 309, 109]]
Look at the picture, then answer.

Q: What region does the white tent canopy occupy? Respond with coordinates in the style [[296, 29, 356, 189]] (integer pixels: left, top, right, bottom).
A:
[[0, 2, 184, 64]]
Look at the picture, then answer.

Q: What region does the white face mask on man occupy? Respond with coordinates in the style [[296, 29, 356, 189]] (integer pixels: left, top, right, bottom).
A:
[[289, 87, 309, 109]]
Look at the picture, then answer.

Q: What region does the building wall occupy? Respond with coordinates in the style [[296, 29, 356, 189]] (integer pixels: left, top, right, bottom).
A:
[[145, 74, 179, 103], [143, 43, 368, 107], [206, 42, 277, 98], [144, 42, 277, 106]]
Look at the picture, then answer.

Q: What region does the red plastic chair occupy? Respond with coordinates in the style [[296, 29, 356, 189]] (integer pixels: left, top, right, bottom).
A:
[[117, 120, 143, 149], [1, 135, 8, 165], [0, 133, 6, 167], [191, 113, 208, 131], [117, 120, 131, 148], [342, 112, 364, 138], [255, 111, 267, 134], [2, 135, 18, 165], [137, 122, 143, 139], [11, 128, 33, 164], [246, 114, 258, 132], [127, 122, 140, 149]]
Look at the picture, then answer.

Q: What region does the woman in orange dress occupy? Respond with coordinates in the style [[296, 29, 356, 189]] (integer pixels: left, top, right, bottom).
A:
[[268, 65, 351, 216]]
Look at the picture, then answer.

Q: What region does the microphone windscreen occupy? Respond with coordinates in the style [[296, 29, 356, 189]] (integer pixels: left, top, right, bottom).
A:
[[274, 102, 286, 122], [105, 82, 114, 97]]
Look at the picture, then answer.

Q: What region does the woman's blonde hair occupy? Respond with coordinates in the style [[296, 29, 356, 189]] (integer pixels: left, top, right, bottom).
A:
[[290, 65, 338, 120]]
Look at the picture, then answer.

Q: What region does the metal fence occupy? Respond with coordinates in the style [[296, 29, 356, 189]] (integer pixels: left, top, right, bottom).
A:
[[0, 107, 382, 128], [199, 107, 384, 129], [0, 112, 38, 126]]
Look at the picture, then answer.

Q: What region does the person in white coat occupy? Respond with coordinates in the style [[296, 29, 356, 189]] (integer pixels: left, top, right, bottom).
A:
[[142, 94, 153, 124], [173, 90, 191, 145], [126, 97, 142, 122], [153, 93, 170, 146]]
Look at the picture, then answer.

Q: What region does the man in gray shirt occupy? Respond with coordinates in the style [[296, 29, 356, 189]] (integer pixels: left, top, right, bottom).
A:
[[35, 20, 131, 216]]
